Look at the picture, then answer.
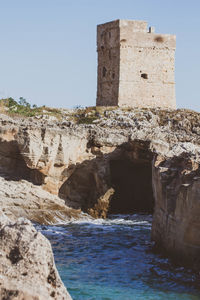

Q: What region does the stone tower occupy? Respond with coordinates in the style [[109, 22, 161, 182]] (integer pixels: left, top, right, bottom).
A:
[[96, 20, 176, 109]]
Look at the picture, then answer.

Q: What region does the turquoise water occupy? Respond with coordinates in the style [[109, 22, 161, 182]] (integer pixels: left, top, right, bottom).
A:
[[38, 214, 200, 299]]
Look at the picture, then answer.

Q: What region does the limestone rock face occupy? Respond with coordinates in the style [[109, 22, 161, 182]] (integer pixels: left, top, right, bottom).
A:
[[1, 108, 200, 268], [1, 108, 200, 218], [0, 176, 83, 225], [87, 188, 115, 218], [0, 215, 72, 300], [151, 153, 200, 268]]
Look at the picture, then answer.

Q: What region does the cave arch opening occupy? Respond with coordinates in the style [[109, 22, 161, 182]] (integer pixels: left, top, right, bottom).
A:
[[108, 156, 154, 214]]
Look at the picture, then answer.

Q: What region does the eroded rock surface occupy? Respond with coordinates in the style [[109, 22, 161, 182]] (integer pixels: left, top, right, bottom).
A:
[[1, 108, 200, 267], [152, 153, 200, 268], [0, 213, 72, 299], [2, 108, 200, 216], [0, 176, 83, 225]]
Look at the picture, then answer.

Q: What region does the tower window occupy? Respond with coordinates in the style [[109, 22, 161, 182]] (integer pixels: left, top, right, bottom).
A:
[[102, 67, 107, 77], [141, 73, 148, 79]]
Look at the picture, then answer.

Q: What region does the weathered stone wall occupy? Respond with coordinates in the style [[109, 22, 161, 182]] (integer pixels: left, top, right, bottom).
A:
[[96, 20, 120, 106], [97, 19, 176, 109]]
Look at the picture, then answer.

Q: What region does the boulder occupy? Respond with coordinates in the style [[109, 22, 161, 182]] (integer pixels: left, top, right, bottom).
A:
[[0, 214, 72, 299]]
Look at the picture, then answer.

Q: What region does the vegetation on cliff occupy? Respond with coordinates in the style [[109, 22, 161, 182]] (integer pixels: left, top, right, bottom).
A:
[[0, 97, 62, 118], [1, 96, 200, 132]]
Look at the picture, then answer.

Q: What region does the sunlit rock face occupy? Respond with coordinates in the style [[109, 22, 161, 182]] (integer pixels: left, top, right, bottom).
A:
[[152, 153, 200, 269], [0, 214, 72, 299], [1, 107, 200, 267], [0, 176, 83, 225]]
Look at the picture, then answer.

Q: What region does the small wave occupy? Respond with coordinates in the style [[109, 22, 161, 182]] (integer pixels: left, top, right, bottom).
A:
[[35, 214, 152, 235], [48, 213, 152, 227], [68, 218, 151, 226], [36, 225, 66, 235]]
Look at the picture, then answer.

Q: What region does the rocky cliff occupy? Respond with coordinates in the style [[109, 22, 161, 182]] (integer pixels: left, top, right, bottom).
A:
[[0, 212, 72, 299], [0, 107, 200, 268]]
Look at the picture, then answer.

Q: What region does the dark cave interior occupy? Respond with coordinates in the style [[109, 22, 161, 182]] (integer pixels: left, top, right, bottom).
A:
[[109, 158, 154, 214]]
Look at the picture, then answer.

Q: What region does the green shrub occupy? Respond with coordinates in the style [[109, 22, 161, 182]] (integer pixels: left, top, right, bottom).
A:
[[0, 97, 52, 117]]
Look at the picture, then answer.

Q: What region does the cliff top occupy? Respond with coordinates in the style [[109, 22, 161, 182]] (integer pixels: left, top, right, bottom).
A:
[[1, 103, 200, 160]]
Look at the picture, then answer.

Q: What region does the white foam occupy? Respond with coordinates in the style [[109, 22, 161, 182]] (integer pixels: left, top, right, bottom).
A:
[[52, 213, 152, 227], [36, 214, 152, 234]]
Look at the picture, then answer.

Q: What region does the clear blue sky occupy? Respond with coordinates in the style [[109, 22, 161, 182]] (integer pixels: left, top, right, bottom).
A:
[[0, 0, 200, 110]]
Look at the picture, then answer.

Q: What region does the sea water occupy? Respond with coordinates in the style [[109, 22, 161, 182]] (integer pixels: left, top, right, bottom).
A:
[[37, 214, 200, 300]]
